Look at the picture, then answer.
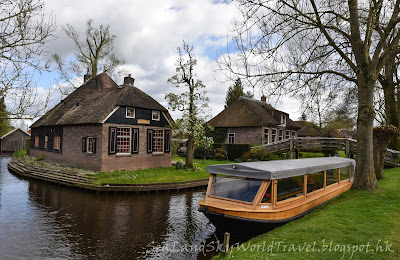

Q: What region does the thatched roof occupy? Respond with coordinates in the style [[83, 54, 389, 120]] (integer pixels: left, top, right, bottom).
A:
[[32, 73, 172, 127], [208, 97, 300, 129]]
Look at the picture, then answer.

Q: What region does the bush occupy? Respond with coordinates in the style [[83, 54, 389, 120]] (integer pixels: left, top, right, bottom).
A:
[[194, 145, 214, 159], [322, 148, 339, 157], [213, 148, 227, 160], [224, 144, 251, 161], [241, 147, 285, 162], [13, 149, 27, 157]]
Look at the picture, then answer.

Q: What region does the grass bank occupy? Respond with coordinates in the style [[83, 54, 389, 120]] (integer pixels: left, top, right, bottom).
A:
[[214, 167, 400, 259], [91, 157, 233, 184]]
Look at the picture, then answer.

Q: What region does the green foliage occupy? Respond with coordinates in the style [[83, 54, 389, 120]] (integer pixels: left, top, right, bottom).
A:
[[241, 147, 282, 161], [171, 140, 179, 155], [35, 153, 45, 161], [0, 97, 12, 136], [224, 144, 251, 161], [194, 144, 214, 159], [213, 148, 227, 160], [208, 127, 227, 143], [225, 78, 253, 107], [13, 149, 27, 157]]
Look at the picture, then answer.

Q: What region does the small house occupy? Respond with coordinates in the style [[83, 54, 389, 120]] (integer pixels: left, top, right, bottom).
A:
[[207, 97, 300, 145], [0, 128, 30, 153], [30, 73, 174, 171]]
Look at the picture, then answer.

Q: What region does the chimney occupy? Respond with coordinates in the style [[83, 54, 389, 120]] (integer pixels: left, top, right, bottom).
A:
[[261, 95, 267, 102], [84, 69, 91, 82], [124, 74, 135, 87]]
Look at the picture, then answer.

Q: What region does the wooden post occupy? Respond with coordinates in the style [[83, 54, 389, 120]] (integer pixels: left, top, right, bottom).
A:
[[223, 232, 230, 255], [290, 138, 294, 159], [272, 180, 277, 209], [345, 139, 350, 158], [337, 168, 341, 183], [323, 170, 326, 188], [303, 174, 308, 198]]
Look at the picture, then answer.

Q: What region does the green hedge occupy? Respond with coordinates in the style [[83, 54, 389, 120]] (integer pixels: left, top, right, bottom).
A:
[[224, 144, 251, 161]]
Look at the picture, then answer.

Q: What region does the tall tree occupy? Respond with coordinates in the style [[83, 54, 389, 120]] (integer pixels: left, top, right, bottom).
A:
[[0, 97, 12, 136], [53, 19, 125, 95], [166, 42, 211, 168], [219, 0, 400, 190], [0, 0, 55, 119], [225, 78, 253, 107]]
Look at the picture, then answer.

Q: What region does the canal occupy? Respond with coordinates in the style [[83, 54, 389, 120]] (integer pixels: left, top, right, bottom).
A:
[[0, 157, 257, 259]]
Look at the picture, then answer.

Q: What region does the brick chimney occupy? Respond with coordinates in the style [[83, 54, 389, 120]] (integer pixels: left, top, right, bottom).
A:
[[124, 74, 135, 87], [84, 68, 91, 82], [261, 95, 267, 102]]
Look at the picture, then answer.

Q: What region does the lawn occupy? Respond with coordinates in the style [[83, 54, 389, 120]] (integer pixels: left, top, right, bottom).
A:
[[213, 167, 400, 259], [91, 156, 234, 184]]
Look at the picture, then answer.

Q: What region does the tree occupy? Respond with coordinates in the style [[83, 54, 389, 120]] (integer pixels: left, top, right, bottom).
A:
[[219, 0, 400, 190], [53, 19, 125, 95], [225, 78, 253, 107], [373, 126, 399, 180], [166, 42, 212, 168], [0, 0, 55, 119], [0, 97, 12, 136]]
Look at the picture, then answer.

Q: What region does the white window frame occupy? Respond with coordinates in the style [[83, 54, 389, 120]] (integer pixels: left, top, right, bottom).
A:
[[44, 135, 48, 149], [280, 114, 286, 126], [271, 128, 277, 143], [228, 133, 235, 144], [126, 107, 135, 118], [152, 110, 160, 121], [292, 131, 296, 138], [152, 129, 164, 153], [116, 127, 131, 154], [264, 128, 270, 145], [87, 137, 95, 153], [286, 130, 290, 139], [278, 129, 283, 141], [54, 135, 61, 150]]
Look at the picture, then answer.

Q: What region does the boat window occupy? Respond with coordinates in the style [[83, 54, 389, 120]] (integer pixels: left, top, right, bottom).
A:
[[307, 172, 324, 193], [340, 167, 350, 181], [261, 182, 272, 203], [210, 175, 263, 203], [326, 169, 339, 186], [277, 176, 304, 202]]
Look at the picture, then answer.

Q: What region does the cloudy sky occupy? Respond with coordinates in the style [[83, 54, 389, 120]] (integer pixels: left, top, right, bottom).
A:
[[23, 0, 301, 128]]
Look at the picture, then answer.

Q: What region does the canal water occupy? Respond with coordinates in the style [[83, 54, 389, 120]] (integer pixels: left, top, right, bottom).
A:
[[0, 157, 258, 259]]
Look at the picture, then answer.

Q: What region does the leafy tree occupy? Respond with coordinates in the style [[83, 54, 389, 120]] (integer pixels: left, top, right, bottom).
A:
[[225, 78, 253, 107], [166, 42, 212, 168], [219, 0, 400, 190], [0, 0, 55, 119], [53, 19, 125, 95], [0, 97, 12, 136]]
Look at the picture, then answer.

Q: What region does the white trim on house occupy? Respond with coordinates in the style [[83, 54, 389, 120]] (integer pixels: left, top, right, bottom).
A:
[[264, 128, 270, 145], [271, 128, 277, 143], [228, 133, 235, 144], [152, 110, 160, 121], [286, 130, 290, 139], [126, 107, 135, 118], [162, 111, 173, 127], [0, 128, 30, 139], [280, 114, 287, 126], [101, 106, 120, 123], [86, 137, 95, 153]]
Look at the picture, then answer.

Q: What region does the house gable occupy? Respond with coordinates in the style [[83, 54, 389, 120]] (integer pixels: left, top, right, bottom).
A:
[[104, 106, 170, 127]]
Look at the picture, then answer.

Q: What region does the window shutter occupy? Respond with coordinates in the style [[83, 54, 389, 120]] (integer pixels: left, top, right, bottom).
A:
[[93, 138, 96, 154], [131, 128, 139, 154], [82, 137, 87, 152], [164, 129, 171, 153], [147, 129, 153, 153], [109, 127, 117, 155]]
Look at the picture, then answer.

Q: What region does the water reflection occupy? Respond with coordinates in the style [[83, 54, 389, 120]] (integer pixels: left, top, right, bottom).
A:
[[0, 156, 225, 259]]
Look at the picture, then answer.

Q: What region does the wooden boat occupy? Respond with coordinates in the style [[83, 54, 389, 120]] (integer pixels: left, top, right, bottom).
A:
[[199, 157, 355, 232]]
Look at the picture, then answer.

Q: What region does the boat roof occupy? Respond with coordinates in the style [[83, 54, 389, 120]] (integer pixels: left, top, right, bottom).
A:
[[207, 157, 356, 180]]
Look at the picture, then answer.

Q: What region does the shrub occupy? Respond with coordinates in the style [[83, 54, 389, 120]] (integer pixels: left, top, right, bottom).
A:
[[224, 144, 251, 161], [322, 148, 339, 157], [213, 148, 227, 160], [13, 149, 27, 157], [36, 153, 45, 161], [194, 145, 214, 159]]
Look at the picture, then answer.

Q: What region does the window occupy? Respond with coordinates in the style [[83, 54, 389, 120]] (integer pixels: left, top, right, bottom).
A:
[[307, 172, 324, 194], [126, 107, 135, 118], [271, 129, 277, 143], [152, 110, 160, 121], [292, 131, 296, 137], [117, 127, 131, 153], [44, 135, 48, 149], [277, 176, 304, 202], [228, 133, 235, 144], [34, 136, 39, 147], [87, 137, 95, 153], [280, 114, 286, 126], [286, 130, 290, 139], [153, 129, 164, 152], [54, 135, 61, 150], [326, 169, 339, 186], [278, 130, 283, 141], [264, 128, 270, 145]]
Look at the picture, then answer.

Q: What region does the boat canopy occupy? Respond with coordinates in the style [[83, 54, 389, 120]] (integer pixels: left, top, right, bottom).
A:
[[207, 157, 356, 181]]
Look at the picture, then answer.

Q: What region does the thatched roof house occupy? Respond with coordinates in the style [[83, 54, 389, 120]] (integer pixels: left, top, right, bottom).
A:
[[208, 97, 300, 144], [30, 73, 174, 171]]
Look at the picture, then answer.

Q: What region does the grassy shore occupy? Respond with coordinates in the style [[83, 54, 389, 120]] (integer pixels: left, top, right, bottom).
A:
[[91, 157, 233, 184], [213, 167, 400, 259]]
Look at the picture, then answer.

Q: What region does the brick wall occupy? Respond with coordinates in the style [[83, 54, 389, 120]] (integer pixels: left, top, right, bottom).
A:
[[101, 124, 171, 172], [31, 124, 103, 171], [225, 127, 263, 144]]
